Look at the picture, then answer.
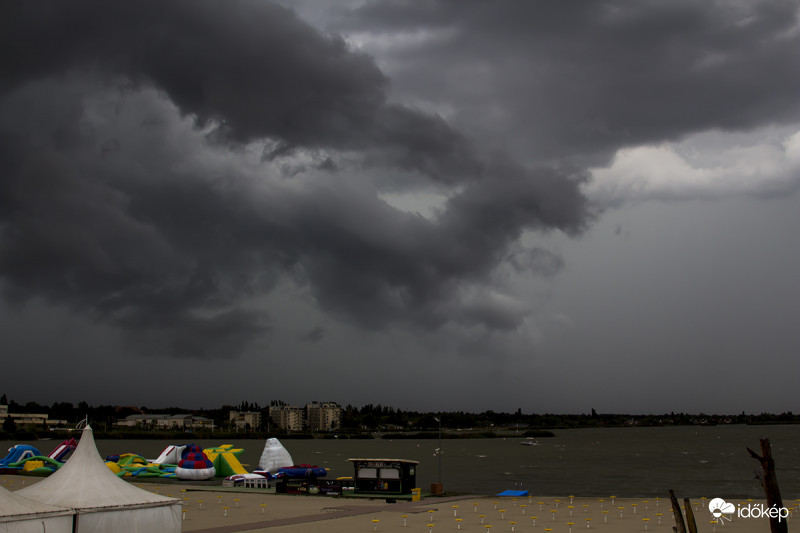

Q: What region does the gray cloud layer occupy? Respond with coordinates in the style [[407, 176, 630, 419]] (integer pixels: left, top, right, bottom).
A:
[[335, 0, 800, 166], [1, 1, 593, 358]]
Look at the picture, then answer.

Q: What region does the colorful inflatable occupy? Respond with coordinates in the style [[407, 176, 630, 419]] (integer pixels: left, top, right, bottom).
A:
[[0, 445, 41, 471], [104, 453, 176, 478], [276, 464, 328, 479], [48, 438, 77, 462], [151, 444, 186, 465], [11, 455, 63, 476], [0, 439, 77, 475], [175, 445, 215, 481], [203, 444, 247, 477]]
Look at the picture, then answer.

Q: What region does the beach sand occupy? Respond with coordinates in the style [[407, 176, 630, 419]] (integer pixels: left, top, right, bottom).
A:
[[2, 476, 788, 532]]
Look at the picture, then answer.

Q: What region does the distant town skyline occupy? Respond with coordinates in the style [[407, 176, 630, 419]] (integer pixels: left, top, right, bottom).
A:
[[2, 1, 799, 414]]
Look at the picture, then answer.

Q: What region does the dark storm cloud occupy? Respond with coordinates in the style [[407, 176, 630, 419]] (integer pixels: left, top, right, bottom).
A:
[[0, 79, 279, 358], [280, 160, 589, 331], [2, 0, 480, 181], [2, 1, 385, 147], [0, 1, 592, 358], [342, 0, 800, 165]]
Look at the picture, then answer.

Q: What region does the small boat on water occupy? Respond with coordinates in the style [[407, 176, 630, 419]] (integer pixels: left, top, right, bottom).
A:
[[520, 438, 539, 446]]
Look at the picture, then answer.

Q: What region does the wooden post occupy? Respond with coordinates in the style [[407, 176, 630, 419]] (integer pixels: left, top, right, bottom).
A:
[[747, 438, 788, 533], [669, 490, 687, 533], [683, 498, 698, 533]]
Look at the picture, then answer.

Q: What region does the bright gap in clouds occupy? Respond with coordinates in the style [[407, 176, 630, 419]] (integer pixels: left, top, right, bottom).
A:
[[378, 191, 452, 220], [588, 126, 800, 206]]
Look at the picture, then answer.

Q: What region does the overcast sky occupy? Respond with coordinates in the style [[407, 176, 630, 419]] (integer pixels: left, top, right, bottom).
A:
[[2, 1, 799, 414]]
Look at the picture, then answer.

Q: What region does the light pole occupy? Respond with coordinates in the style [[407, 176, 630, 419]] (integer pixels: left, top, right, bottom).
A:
[[434, 416, 443, 492]]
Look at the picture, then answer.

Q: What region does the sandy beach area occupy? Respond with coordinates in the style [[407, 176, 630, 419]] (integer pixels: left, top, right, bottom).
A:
[[4, 474, 790, 532]]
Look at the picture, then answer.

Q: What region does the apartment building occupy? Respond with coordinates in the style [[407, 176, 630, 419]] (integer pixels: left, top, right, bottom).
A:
[[274, 405, 305, 432], [229, 410, 262, 431], [306, 402, 341, 431]]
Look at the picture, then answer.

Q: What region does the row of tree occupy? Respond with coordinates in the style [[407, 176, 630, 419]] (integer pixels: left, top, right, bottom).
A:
[[3, 394, 800, 435]]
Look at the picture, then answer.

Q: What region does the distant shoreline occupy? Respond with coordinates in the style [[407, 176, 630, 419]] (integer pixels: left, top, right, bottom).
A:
[[5, 420, 800, 441]]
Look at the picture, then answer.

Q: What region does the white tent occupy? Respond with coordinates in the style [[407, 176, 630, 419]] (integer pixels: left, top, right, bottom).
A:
[[17, 426, 181, 533], [0, 484, 74, 533]]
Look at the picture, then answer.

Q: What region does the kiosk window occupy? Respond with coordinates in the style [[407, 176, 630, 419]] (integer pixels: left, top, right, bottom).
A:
[[357, 467, 377, 478], [379, 468, 400, 479]]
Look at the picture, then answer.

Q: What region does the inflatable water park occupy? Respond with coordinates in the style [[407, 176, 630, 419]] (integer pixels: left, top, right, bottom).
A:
[[3, 433, 429, 500], [0, 438, 77, 476], [1, 436, 335, 491]]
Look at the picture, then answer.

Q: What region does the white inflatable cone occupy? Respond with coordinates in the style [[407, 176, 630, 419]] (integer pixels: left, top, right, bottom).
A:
[[258, 438, 294, 472]]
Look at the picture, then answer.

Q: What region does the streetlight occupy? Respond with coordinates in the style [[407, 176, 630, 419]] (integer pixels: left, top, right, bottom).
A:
[[434, 416, 443, 493]]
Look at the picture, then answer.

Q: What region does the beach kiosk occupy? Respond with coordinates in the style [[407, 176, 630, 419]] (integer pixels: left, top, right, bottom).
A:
[[348, 458, 419, 496]]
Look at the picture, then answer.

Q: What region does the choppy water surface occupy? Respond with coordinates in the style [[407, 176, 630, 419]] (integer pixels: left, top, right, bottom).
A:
[[30, 424, 800, 498]]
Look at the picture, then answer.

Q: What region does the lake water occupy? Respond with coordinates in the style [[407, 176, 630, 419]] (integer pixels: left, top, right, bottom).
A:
[[14, 424, 800, 498]]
